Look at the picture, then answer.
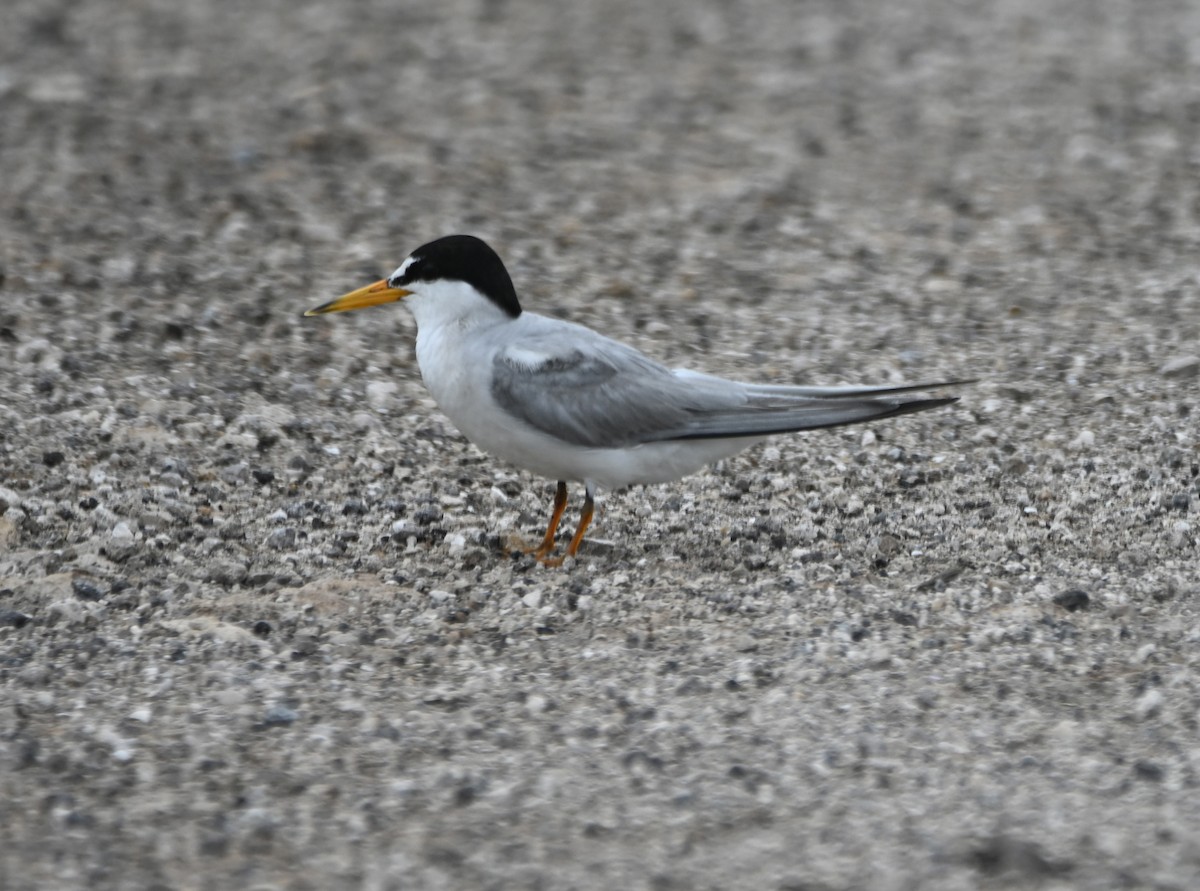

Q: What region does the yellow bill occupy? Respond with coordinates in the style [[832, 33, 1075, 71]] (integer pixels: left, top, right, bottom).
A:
[[304, 280, 410, 316]]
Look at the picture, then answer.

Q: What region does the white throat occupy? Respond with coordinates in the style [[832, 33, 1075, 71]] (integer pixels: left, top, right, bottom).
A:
[[404, 279, 514, 334]]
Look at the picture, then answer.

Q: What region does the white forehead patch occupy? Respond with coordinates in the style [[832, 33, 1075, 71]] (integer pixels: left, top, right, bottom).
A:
[[389, 255, 417, 281]]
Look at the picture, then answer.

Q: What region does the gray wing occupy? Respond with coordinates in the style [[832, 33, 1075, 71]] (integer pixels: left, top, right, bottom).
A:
[[490, 331, 734, 448], [491, 328, 965, 448]]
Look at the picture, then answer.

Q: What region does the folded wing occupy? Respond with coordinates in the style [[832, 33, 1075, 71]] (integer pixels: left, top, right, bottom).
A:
[[491, 327, 965, 449]]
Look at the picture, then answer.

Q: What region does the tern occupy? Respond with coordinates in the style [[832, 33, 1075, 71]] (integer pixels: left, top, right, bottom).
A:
[[306, 235, 964, 565]]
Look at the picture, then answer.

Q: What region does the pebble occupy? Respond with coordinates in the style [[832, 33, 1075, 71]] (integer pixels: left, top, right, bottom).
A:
[[1133, 760, 1165, 782], [0, 517, 18, 548], [1068, 429, 1095, 450], [0, 487, 23, 512], [266, 528, 297, 550], [206, 561, 249, 586], [413, 506, 443, 526], [1158, 355, 1199, 379], [1134, 688, 1164, 721], [1052, 590, 1090, 612], [262, 705, 298, 727], [106, 522, 137, 560], [0, 608, 32, 628], [365, 380, 399, 411], [71, 578, 105, 601]]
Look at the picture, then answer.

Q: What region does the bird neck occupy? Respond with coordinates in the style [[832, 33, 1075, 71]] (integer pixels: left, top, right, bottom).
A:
[[406, 280, 516, 335]]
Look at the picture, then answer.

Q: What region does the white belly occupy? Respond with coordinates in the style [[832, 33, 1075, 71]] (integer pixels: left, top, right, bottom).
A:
[[415, 321, 761, 489]]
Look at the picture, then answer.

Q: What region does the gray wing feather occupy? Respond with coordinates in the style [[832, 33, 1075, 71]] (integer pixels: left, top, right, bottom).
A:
[[491, 334, 740, 448], [491, 329, 963, 448]]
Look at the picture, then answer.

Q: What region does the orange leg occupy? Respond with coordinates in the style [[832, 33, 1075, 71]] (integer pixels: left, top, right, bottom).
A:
[[539, 483, 595, 566], [564, 489, 595, 558], [527, 481, 568, 559]]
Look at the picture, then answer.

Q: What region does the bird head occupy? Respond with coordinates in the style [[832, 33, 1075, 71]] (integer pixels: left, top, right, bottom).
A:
[[304, 234, 522, 320]]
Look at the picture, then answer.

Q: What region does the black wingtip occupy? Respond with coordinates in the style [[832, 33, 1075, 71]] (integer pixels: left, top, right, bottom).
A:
[[664, 391, 962, 441], [885, 394, 960, 418]]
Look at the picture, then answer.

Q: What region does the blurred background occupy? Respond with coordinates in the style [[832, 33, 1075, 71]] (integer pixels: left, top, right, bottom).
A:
[[5, 0, 1197, 388]]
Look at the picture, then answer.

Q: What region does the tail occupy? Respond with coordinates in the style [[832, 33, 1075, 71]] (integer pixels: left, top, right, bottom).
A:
[[658, 376, 970, 441]]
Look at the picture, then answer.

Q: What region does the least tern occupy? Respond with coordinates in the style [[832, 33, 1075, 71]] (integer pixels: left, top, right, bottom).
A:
[[306, 235, 964, 564]]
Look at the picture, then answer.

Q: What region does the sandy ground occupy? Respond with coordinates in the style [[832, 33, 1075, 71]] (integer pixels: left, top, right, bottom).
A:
[[2, 0, 1199, 888]]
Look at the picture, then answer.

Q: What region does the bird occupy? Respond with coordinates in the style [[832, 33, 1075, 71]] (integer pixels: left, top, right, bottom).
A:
[[305, 235, 965, 565]]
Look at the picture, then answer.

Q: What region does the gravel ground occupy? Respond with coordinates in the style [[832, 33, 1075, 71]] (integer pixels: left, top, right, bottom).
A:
[[2, 1, 1200, 889]]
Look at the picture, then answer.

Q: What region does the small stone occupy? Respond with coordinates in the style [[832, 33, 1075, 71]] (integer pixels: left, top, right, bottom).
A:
[[287, 454, 312, 474], [342, 498, 367, 515], [522, 590, 543, 609], [266, 527, 297, 550], [0, 488, 23, 514], [207, 561, 248, 587], [1134, 688, 1163, 721], [1134, 760, 1165, 782], [413, 506, 442, 526], [365, 380, 399, 412], [71, 578, 104, 601], [350, 411, 377, 432], [219, 462, 250, 485], [42, 450, 65, 467], [1159, 355, 1199, 379], [262, 705, 298, 727], [0, 608, 32, 628], [291, 632, 319, 657], [1003, 457, 1028, 476], [0, 517, 18, 549], [252, 468, 275, 485], [252, 620, 272, 638], [1068, 429, 1094, 450], [1053, 590, 1090, 612]]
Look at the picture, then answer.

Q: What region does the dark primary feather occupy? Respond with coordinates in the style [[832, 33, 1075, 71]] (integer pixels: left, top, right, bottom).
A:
[[659, 390, 960, 440], [490, 324, 963, 449]]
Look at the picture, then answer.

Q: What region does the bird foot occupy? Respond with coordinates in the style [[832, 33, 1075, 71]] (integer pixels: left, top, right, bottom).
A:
[[502, 534, 560, 562]]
